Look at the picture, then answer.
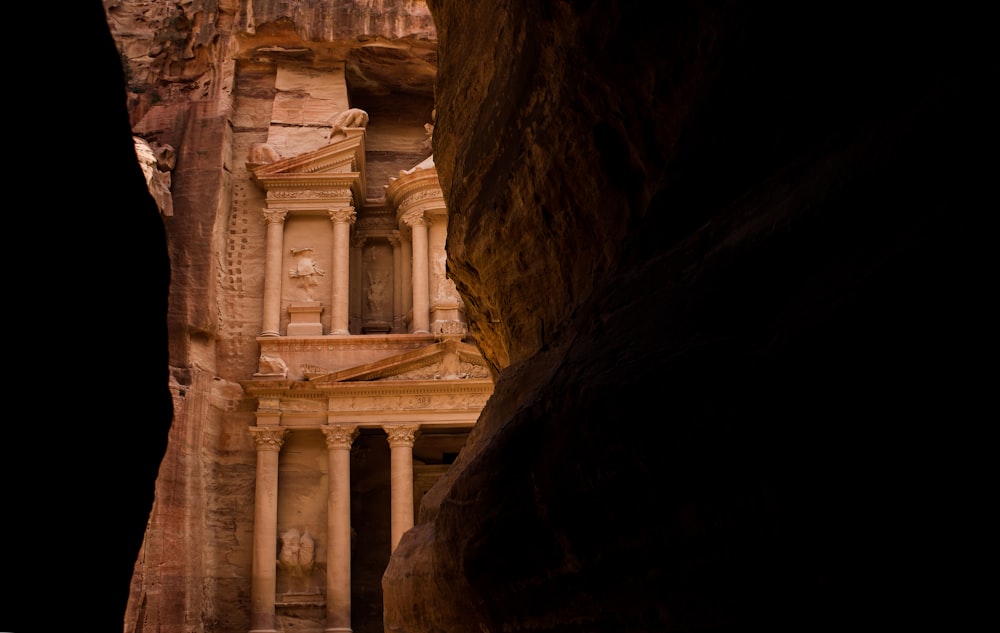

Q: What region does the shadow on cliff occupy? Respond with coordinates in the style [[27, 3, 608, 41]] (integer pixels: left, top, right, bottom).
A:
[[4, 1, 173, 630]]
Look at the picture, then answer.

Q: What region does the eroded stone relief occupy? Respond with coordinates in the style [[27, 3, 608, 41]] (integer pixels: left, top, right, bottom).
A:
[[277, 527, 320, 595], [327, 107, 369, 140], [256, 354, 289, 377], [288, 247, 325, 300]]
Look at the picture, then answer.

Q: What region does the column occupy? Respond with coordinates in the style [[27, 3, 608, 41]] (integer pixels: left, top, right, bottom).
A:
[[401, 230, 413, 331], [401, 209, 429, 334], [321, 424, 359, 633], [261, 209, 288, 336], [382, 424, 420, 552], [389, 231, 403, 333], [350, 234, 367, 334], [248, 426, 288, 633], [328, 207, 356, 335], [427, 213, 448, 307]]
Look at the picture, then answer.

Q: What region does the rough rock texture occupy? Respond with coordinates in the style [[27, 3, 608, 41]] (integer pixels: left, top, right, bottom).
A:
[[99, 2, 440, 631], [9, 1, 983, 632], [5, 2, 173, 631], [383, 1, 985, 632]]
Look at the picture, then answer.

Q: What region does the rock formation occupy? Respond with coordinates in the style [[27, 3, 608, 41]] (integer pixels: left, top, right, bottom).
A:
[[7, 1, 982, 633], [382, 2, 984, 631]]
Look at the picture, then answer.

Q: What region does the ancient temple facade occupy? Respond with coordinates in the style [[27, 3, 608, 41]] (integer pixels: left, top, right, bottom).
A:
[[118, 16, 492, 628], [240, 118, 493, 632]]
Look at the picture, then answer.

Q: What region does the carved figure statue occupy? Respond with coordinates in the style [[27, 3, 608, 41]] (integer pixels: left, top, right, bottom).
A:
[[277, 527, 318, 594], [258, 354, 288, 377], [367, 270, 390, 316], [289, 247, 325, 300], [299, 529, 316, 577], [328, 108, 369, 139], [277, 528, 302, 578], [420, 108, 436, 152]]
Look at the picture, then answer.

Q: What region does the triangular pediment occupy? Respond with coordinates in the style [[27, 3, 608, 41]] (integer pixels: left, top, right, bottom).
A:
[[308, 340, 491, 383], [250, 128, 366, 197]]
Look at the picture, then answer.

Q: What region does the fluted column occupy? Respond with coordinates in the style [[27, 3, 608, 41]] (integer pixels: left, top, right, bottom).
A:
[[248, 426, 288, 633], [328, 207, 356, 335], [261, 210, 288, 336], [382, 424, 420, 552], [400, 229, 413, 331], [401, 209, 429, 333], [350, 234, 367, 335], [389, 231, 403, 332], [321, 424, 359, 633]]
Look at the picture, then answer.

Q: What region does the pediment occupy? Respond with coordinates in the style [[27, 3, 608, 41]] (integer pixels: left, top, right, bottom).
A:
[[307, 340, 491, 383], [250, 128, 366, 197]]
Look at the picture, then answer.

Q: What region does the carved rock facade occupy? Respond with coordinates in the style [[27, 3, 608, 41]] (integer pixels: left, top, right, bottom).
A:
[[106, 2, 489, 632], [86, 1, 983, 633]]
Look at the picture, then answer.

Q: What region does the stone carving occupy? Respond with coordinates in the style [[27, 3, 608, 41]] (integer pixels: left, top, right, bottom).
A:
[[382, 359, 489, 381], [269, 188, 352, 200], [328, 207, 357, 225], [256, 354, 288, 377], [277, 527, 317, 594], [400, 208, 427, 227], [300, 364, 329, 379], [299, 530, 316, 578], [420, 108, 435, 152], [248, 427, 287, 451], [288, 247, 325, 300], [328, 108, 369, 139], [247, 142, 281, 164], [367, 270, 391, 317], [432, 320, 469, 337]]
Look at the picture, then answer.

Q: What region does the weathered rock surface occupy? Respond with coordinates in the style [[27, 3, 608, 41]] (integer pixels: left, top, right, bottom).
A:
[[9, 1, 982, 633], [384, 1, 984, 632]]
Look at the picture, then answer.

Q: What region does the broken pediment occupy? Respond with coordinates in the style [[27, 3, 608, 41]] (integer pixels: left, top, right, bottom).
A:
[[250, 127, 367, 201], [309, 340, 490, 383]]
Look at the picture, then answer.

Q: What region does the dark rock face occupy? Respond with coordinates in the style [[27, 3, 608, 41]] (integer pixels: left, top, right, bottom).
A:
[[11, 1, 983, 632], [6, 2, 173, 631], [385, 1, 984, 632]]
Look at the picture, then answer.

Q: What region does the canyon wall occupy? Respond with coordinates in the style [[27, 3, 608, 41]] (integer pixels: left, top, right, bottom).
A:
[[5, 1, 982, 632]]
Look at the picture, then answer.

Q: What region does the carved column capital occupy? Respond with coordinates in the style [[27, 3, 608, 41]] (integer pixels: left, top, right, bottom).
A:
[[351, 233, 368, 249], [388, 231, 402, 248], [400, 208, 427, 228], [249, 426, 288, 451], [382, 424, 420, 448], [321, 424, 359, 449], [328, 207, 357, 225], [263, 209, 288, 224]]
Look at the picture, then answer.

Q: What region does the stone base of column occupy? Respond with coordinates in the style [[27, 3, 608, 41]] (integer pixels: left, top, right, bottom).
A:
[[324, 628, 353, 633], [248, 629, 279, 633]]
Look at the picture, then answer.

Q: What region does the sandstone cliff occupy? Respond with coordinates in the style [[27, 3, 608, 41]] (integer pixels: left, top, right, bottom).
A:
[[6, 1, 981, 632]]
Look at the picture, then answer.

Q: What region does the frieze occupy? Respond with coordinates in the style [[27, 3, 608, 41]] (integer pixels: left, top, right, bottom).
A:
[[325, 389, 492, 412], [404, 188, 443, 204], [257, 339, 431, 353], [357, 215, 398, 229], [383, 361, 489, 380], [268, 188, 352, 200], [279, 398, 327, 413]]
